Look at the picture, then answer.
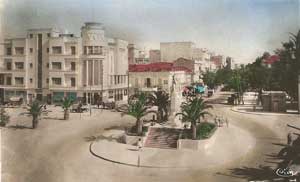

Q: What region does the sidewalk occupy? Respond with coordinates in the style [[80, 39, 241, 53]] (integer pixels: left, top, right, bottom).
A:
[[90, 122, 256, 169], [231, 105, 299, 116]]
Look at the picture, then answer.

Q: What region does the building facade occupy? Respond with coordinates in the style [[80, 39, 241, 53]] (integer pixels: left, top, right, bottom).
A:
[[149, 49, 161, 63], [0, 22, 129, 105], [128, 44, 148, 64], [129, 62, 192, 94], [160, 42, 195, 62]]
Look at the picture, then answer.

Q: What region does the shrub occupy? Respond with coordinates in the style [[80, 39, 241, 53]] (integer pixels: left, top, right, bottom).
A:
[[0, 107, 10, 126]]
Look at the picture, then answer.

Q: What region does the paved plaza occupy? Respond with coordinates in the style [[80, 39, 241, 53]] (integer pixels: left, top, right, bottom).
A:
[[1, 92, 300, 182]]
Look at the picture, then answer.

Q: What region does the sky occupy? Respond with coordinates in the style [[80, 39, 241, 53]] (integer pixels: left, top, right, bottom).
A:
[[0, 0, 299, 63]]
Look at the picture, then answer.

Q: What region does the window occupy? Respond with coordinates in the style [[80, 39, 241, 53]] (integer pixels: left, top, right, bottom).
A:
[[15, 77, 24, 85], [30, 78, 33, 83], [87, 46, 93, 54], [30, 48, 33, 53], [71, 46, 76, 55], [6, 47, 12, 55], [163, 80, 168, 85], [15, 62, 24, 70], [47, 48, 49, 53], [46, 63, 49, 68], [158, 78, 162, 85], [6, 62, 12, 70], [71, 78, 76, 87], [46, 78, 49, 83], [71, 62, 76, 71], [52, 46, 62, 54], [6, 77, 11, 85], [52, 62, 62, 70], [124, 89, 128, 96], [109, 90, 114, 98], [135, 78, 139, 86], [94, 46, 103, 55], [15, 47, 24, 55], [52, 78, 62, 85], [29, 63, 33, 68], [146, 78, 151, 88], [0, 75, 4, 85], [29, 34, 33, 38], [47, 33, 51, 38]]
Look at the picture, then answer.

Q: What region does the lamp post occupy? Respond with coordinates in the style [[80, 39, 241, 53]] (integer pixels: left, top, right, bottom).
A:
[[84, 84, 92, 116], [89, 85, 92, 116], [127, 70, 129, 104]]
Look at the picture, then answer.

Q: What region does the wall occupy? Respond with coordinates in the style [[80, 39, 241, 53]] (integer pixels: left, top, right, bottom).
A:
[[160, 42, 194, 62], [178, 127, 218, 150], [149, 50, 161, 63]]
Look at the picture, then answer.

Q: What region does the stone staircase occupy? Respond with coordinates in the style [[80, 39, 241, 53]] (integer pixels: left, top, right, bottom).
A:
[[144, 127, 182, 149]]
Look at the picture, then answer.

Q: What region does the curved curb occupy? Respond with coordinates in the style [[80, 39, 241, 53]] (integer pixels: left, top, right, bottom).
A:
[[230, 107, 299, 116], [89, 141, 186, 169]]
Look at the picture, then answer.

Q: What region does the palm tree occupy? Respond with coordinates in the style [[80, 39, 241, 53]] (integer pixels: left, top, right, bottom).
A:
[[148, 90, 170, 122], [120, 92, 154, 135], [26, 100, 46, 129], [62, 97, 73, 120], [176, 97, 212, 140]]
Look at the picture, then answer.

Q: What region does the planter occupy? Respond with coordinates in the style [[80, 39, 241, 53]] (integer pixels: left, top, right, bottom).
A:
[[178, 127, 218, 150]]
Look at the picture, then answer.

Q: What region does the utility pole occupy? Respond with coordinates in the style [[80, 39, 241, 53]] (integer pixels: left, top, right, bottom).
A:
[[127, 70, 130, 104], [89, 85, 92, 116]]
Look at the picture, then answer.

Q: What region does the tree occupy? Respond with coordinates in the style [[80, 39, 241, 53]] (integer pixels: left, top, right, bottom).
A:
[[120, 92, 154, 136], [176, 97, 212, 140], [61, 97, 73, 120], [202, 71, 217, 89], [273, 30, 300, 101], [25, 100, 47, 129], [148, 90, 170, 122], [0, 107, 9, 126]]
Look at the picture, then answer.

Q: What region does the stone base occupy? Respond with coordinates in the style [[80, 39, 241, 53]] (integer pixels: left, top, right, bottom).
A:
[[177, 128, 218, 150]]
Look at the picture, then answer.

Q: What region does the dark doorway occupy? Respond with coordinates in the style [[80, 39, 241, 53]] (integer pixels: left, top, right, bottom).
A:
[[36, 94, 43, 101], [47, 94, 52, 104], [146, 78, 151, 88], [0, 88, 4, 104]]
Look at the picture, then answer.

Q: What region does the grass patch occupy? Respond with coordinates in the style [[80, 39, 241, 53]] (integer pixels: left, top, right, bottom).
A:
[[181, 122, 217, 140]]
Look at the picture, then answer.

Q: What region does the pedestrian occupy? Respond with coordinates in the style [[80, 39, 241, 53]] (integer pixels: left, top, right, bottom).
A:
[[214, 116, 218, 126], [287, 132, 293, 146], [218, 118, 222, 127], [137, 138, 143, 151]]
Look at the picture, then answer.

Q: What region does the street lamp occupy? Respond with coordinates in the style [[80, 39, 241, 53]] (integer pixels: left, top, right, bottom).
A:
[[89, 85, 92, 116], [83, 84, 92, 116]]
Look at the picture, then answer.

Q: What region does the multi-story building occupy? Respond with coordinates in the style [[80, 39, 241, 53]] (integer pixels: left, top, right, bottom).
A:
[[129, 62, 192, 94], [0, 22, 129, 105], [128, 44, 149, 64], [160, 42, 195, 62], [225, 57, 235, 70], [149, 49, 161, 63], [210, 55, 224, 69]]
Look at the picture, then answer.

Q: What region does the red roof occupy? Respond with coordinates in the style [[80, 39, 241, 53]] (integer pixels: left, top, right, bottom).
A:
[[129, 62, 192, 73], [264, 55, 280, 64]]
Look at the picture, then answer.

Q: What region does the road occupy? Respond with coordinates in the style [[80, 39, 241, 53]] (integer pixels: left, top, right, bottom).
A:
[[2, 93, 299, 182]]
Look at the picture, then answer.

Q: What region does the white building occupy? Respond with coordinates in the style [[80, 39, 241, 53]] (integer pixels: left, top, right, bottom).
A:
[[0, 22, 129, 105], [129, 63, 192, 94], [160, 42, 195, 62]]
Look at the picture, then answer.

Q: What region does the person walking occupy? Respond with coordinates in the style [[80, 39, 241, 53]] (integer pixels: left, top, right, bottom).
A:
[[137, 138, 143, 167], [287, 132, 293, 146], [214, 116, 218, 126]]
